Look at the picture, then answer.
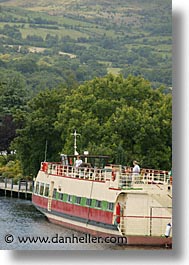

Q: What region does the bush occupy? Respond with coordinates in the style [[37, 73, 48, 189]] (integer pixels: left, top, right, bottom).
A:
[[0, 159, 24, 180]]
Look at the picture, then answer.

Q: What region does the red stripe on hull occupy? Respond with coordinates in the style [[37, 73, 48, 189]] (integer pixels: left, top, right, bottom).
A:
[[126, 235, 172, 247], [32, 194, 113, 224], [32, 194, 48, 208], [47, 215, 172, 248], [32, 195, 172, 248], [123, 215, 171, 219]]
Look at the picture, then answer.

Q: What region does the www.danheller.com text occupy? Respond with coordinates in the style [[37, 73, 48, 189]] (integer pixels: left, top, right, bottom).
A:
[[4, 233, 127, 245]]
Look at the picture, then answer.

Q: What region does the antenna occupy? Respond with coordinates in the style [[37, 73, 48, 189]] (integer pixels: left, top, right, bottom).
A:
[[71, 130, 80, 155], [44, 140, 48, 161]]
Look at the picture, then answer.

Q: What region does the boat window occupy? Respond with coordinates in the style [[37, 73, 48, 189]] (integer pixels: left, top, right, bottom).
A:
[[53, 188, 57, 199], [95, 200, 101, 208], [75, 196, 81, 204], [67, 194, 72, 203], [58, 193, 64, 201], [35, 182, 40, 194], [86, 198, 92, 206], [44, 184, 49, 197], [108, 202, 114, 211], [39, 183, 44, 196]]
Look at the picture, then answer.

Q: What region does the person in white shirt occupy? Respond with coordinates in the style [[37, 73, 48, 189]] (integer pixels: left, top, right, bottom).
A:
[[132, 160, 140, 174], [75, 155, 83, 167]]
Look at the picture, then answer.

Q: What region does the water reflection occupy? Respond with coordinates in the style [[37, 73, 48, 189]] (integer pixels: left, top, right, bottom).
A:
[[0, 197, 115, 250]]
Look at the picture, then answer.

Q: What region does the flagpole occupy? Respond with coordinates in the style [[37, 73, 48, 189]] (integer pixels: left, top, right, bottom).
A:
[[71, 130, 80, 155]]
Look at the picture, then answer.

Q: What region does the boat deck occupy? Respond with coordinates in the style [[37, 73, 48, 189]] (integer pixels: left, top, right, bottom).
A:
[[40, 162, 171, 190]]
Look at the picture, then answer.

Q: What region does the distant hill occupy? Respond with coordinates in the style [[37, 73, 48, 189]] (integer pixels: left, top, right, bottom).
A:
[[1, 0, 171, 27], [0, 0, 172, 90]]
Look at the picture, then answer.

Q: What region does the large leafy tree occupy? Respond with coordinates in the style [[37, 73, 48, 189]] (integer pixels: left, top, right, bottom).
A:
[[12, 88, 68, 176], [0, 71, 27, 113], [56, 74, 172, 169], [13, 74, 172, 176], [0, 72, 28, 154], [0, 115, 16, 154]]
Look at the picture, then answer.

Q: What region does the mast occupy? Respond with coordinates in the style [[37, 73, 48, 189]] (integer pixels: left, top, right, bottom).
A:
[[71, 130, 80, 155], [44, 140, 48, 161]]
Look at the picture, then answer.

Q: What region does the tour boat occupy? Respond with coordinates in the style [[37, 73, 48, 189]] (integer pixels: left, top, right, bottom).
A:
[[32, 152, 172, 247]]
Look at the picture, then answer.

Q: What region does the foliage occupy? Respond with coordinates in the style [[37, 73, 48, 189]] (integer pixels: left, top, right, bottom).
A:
[[0, 1, 172, 177], [0, 0, 172, 90], [13, 74, 172, 177], [12, 88, 69, 176], [56, 74, 172, 169], [0, 74, 172, 176], [0, 72, 28, 153], [0, 115, 16, 153], [0, 71, 28, 113], [0, 159, 24, 182]]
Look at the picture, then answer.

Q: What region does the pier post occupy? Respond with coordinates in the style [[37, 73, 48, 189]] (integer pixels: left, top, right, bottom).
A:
[[25, 181, 28, 199], [4, 178, 7, 196], [11, 178, 14, 189], [18, 180, 21, 191], [5, 178, 7, 189], [11, 178, 14, 197], [18, 180, 21, 198], [0, 178, 32, 200]]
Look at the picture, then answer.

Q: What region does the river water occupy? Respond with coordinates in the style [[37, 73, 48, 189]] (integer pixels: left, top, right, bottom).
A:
[[0, 197, 165, 250]]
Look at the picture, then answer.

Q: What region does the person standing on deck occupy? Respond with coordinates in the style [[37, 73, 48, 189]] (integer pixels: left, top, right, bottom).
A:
[[132, 160, 140, 175], [75, 155, 83, 167]]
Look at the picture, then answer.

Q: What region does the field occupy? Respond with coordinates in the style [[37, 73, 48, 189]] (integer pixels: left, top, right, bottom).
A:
[[0, 0, 172, 175], [0, 0, 172, 87]]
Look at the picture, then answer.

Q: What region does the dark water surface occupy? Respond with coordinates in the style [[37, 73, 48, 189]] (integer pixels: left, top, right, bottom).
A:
[[0, 197, 164, 250]]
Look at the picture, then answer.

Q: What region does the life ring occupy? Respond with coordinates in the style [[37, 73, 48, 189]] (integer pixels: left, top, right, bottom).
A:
[[170, 176, 172, 185], [115, 202, 121, 224], [42, 162, 48, 173], [112, 170, 116, 181]]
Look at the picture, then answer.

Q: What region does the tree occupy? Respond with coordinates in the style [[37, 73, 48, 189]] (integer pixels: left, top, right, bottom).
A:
[[0, 115, 16, 154], [0, 71, 27, 113], [13, 74, 172, 174], [56, 74, 172, 169], [0, 72, 28, 154], [11, 57, 38, 74], [12, 88, 69, 176]]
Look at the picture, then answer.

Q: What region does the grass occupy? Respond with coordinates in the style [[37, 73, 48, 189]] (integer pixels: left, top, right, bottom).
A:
[[0, 5, 117, 40], [107, 67, 121, 75], [20, 26, 88, 40], [0, 1, 171, 87]]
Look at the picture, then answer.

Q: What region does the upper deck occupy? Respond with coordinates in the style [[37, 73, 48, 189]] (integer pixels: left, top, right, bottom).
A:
[[40, 162, 172, 190]]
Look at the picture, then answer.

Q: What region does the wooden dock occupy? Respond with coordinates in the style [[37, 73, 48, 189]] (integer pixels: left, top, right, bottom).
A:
[[0, 178, 33, 200]]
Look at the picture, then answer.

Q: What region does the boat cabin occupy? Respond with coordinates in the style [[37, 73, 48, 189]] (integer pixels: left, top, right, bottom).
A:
[[61, 154, 110, 169]]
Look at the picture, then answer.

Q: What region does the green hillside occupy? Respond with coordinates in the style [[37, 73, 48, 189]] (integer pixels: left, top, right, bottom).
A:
[[0, 0, 172, 177], [0, 0, 172, 91]]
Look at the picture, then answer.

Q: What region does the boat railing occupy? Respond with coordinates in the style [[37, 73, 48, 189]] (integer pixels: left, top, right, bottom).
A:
[[40, 162, 171, 187], [40, 162, 109, 181], [118, 170, 170, 189]]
